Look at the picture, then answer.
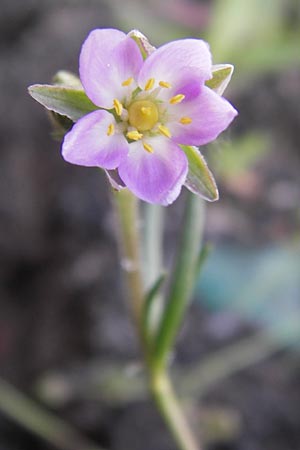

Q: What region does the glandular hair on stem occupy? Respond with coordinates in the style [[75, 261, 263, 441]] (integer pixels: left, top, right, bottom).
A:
[[120, 258, 138, 272]]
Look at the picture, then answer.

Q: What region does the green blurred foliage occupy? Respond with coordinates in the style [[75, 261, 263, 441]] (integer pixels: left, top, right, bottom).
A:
[[209, 132, 270, 178], [208, 0, 300, 85]]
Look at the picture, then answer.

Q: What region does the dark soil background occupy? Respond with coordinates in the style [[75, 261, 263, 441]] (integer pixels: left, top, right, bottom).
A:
[[1, 1, 300, 450]]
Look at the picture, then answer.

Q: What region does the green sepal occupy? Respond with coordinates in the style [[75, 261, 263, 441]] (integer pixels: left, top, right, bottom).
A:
[[48, 111, 73, 141], [181, 145, 219, 202], [28, 84, 98, 122], [128, 29, 155, 59], [206, 64, 234, 95]]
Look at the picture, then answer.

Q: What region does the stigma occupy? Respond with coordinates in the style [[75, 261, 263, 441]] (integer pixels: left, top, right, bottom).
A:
[[128, 100, 159, 131]]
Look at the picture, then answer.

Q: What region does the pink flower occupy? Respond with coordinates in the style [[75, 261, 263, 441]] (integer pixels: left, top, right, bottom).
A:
[[62, 29, 237, 205]]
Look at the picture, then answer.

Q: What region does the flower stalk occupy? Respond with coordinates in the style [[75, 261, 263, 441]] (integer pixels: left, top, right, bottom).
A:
[[113, 189, 144, 335]]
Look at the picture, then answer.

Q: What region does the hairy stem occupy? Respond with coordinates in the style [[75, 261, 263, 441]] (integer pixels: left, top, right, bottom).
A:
[[114, 189, 145, 334]]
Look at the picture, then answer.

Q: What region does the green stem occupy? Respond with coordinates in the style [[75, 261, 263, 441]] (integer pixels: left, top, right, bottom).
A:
[[143, 203, 164, 290], [153, 194, 205, 372], [143, 203, 165, 339], [0, 378, 104, 450], [113, 189, 145, 334], [150, 371, 200, 450]]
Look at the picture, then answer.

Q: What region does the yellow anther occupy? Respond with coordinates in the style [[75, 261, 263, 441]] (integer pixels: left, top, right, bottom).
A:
[[169, 94, 185, 104], [144, 78, 155, 91], [141, 106, 151, 116], [159, 81, 172, 88], [113, 98, 123, 116], [158, 125, 171, 138], [126, 130, 143, 141], [179, 116, 192, 125], [122, 77, 134, 87], [106, 123, 115, 136], [143, 142, 154, 153]]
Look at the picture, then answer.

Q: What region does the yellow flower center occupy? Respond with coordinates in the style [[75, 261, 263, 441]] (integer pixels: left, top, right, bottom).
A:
[[128, 100, 159, 131]]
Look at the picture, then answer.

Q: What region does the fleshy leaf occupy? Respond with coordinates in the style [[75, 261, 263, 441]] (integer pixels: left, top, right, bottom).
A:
[[205, 64, 234, 95], [181, 145, 219, 202], [142, 273, 166, 346], [28, 84, 98, 122], [128, 29, 156, 59]]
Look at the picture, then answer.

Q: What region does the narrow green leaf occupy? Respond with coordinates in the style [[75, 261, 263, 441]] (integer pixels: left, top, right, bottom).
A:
[[152, 194, 205, 371], [181, 145, 219, 202], [142, 273, 166, 346], [28, 84, 98, 122], [195, 243, 212, 279], [205, 64, 234, 95]]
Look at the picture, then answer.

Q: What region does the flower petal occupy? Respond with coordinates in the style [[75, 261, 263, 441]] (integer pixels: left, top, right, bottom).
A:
[[62, 110, 129, 169], [118, 137, 188, 205], [138, 38, 212, 90], [155, 67, 202, 103], [79, 28, 143, 108], [168, 86, 238, 146]]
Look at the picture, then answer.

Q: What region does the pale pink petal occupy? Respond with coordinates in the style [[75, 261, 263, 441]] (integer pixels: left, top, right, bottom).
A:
[[155, 67, 202, 103], [138, 38, 212, 91], [79, 28, 143, 108], [118, 137, 188, 205], [168, 86, 238, 146], [62, 110, 129, 169]]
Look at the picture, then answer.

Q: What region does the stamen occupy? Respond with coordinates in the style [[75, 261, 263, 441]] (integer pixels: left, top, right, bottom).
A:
[[106, 123, 115, 136], [158, 125, 171, 138], [169, 94, 185, 104], [159, 81, 172, 88], [179, 117, 192, 125], [144, 78, 155, 91], [122, 77, 134, 87], [143, 142, 154, 153], [141, 106, 151, 116], [126, 130, 143, 141], [113, 99, 123, 116]]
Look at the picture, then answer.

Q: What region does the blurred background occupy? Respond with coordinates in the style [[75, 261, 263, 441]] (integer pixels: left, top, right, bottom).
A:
[[0, 0, 300, 449]]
